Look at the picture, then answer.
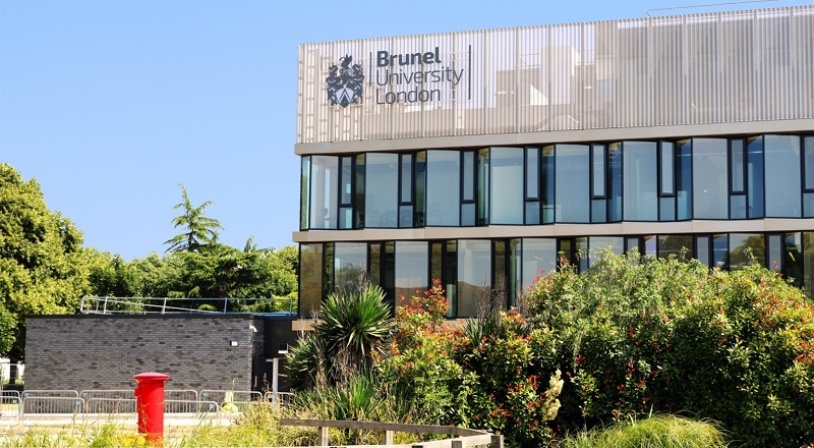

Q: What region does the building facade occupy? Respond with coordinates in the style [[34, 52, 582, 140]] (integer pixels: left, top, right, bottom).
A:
[[294, 6, 814, 317]]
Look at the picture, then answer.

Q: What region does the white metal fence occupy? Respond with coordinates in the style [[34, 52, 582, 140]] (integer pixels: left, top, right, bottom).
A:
[[0, 388, 290, 425]]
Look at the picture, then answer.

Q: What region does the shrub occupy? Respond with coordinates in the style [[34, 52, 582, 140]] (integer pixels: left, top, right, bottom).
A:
[[524, 250, 814, 447], [563, 415, 728, 448]]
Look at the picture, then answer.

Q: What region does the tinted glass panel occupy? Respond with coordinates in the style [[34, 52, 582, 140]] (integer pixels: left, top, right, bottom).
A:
[[624, 141, 658, 221], [783, 233, 804, 289], [730, 139, 745, 193], [463, 151, 475, 201], [334, 243, 368, 289], [589, 236, 624, 267], [696, 236, 710, 267], [309, 156, 339, 229], [693, 139, 728, 219], [713, 234, 728, 269], [521, 238, 557, 290], [555, 144, 590, 223], [729, 233, 764, 270], [542, 146, 555, 223], [491, 147, 524, 224], [592, 145, 606, 197], [805, 193, 814, 218], [365, 153, 399, 228], [300, 157, 311, 230], [660, 142, 674, 195], [400, 154, 413, 203], [395, 241, 428, 309], [608, 143, 623, 221], [747, 137, 764, 218], [768, 234, 782, 271], [340, 157, 353, 206], [677, 141, 693, 220], [457, 240, 491, 318], [299, 244, 323, 318], [426, 151, 460, 226], [658, 235, 693, 260], [804, 232, 814, 299], [764, 135, 801, 217], [806, 137, 814, 190], [526, 148, 539, 199]]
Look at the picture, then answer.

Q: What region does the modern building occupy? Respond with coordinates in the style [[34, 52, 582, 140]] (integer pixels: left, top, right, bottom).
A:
[[294, 5, 814, 317]]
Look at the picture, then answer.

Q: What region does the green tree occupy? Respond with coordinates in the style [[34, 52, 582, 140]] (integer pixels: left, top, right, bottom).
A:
[[164, 184, 223, 253], [0, 163, 90, 360]]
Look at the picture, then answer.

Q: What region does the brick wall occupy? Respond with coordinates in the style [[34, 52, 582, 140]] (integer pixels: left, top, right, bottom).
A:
[[25, 315, 266, 392]]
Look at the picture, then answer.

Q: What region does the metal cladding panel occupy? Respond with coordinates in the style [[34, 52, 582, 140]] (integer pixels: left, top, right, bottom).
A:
[[296, 6, 814, 145]]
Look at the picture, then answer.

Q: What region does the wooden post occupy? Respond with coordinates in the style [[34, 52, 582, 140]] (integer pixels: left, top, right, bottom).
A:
[[381, 429, 393, 445], [319, 426, 329, 446], [491, 434, 503, 448]]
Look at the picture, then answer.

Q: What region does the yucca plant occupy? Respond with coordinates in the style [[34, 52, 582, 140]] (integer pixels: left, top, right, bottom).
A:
[[314, 284, 392, 382]]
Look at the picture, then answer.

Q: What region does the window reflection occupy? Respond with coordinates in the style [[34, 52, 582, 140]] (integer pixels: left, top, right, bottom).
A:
[[491, 147, 524, 224], [693, 139, 728, 219], [395, 241, 429, 309], [623, 141, 658, 221], [457, 240, 491, 318], [365, 153, 399, 227], [426, 151, 460, 226], [764, 135, 801, 217], [556, 144, 590, 223]]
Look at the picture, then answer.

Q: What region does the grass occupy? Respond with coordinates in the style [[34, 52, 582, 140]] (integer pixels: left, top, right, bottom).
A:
[[562, 414, 728, 448], [0, 406, 730, 447]]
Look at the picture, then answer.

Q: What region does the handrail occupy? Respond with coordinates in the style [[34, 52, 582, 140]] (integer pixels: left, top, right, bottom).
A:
[[79, 296, 297, 316], [280, 418, 502, 448]]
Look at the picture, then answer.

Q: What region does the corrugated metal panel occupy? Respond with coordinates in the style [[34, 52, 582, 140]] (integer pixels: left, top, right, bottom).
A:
[[296, 5, 814, 144]]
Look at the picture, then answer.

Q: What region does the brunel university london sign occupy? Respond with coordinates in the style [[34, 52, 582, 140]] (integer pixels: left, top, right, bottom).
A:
[[326, 46, 472, 108]]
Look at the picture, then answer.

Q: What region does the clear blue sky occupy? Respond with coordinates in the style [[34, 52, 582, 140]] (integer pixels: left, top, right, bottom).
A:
[[1, 0, 806, 260]]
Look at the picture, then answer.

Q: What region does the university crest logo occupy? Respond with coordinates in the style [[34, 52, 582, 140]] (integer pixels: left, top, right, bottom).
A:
[[326, 55, 364, 108]]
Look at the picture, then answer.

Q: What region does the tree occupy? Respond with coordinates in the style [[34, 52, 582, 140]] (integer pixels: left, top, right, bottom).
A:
[[0, 163, 90, 360], [164, 184, 223, 253]]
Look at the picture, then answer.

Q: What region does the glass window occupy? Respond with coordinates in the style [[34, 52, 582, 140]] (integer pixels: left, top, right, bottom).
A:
[[592, 145, 606, 198], [462, 151, 475, 201], [693, 138, 728, 219], [588, 236, 624, 267], [677, 140, 693, 220], [608, 143, 623, 222], [804, 232, 814, 299], [713, 234, 728, 270], [542, 146, 555, 223], [555, 144, 590, 223], [365, 153, 399, 228], [730, 139, 745, 193], [783, 233, 804, 289], [805, 137, 814, 191], [478, 149, 490, 226], [521, 238, 557, 291], [526, 148, 539, 199], [491, 147, 524, 225], [729, 233, 764, 270], [415, 152, 426, 226], [457, 240, 491, 318], [660, 142, 675, 195], [747, 137, 765, 218], [768, 234, 782, 271], [334, 243, 368, 291], [400, 154, 413, 203], [395, 241, 429, 309], [426, 151, 460, 226], [764, 135, 801, 217], [340, 156, 353, 206], [299, 244, 323, 318], [696, 235, 710, 267], [309, 156, 339, 229], [658, 235, 693, 260], [624, 141, 658, 221], [300, 157, 311, 230]]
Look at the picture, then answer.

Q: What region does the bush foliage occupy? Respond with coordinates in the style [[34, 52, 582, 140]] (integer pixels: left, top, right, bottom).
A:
[[525, 251, 814, 447], [286, 252, 814, 447]]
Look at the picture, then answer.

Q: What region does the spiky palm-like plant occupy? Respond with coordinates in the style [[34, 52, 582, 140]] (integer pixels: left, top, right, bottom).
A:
[[315, 285, 392, 379]]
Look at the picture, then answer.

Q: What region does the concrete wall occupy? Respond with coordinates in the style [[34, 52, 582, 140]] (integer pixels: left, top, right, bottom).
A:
[[25, 315, 265, 392]]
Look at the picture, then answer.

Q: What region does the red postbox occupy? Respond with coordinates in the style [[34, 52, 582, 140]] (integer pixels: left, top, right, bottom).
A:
[[134, 372, 170, 446]]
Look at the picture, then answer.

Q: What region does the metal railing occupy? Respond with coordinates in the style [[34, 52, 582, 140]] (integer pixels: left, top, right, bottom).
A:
[[79, 296, 297, 316], [0, 388, 290, 425]]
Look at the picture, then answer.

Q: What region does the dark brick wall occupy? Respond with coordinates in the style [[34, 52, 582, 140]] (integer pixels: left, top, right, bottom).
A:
[[25, 315, 266, 392]]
